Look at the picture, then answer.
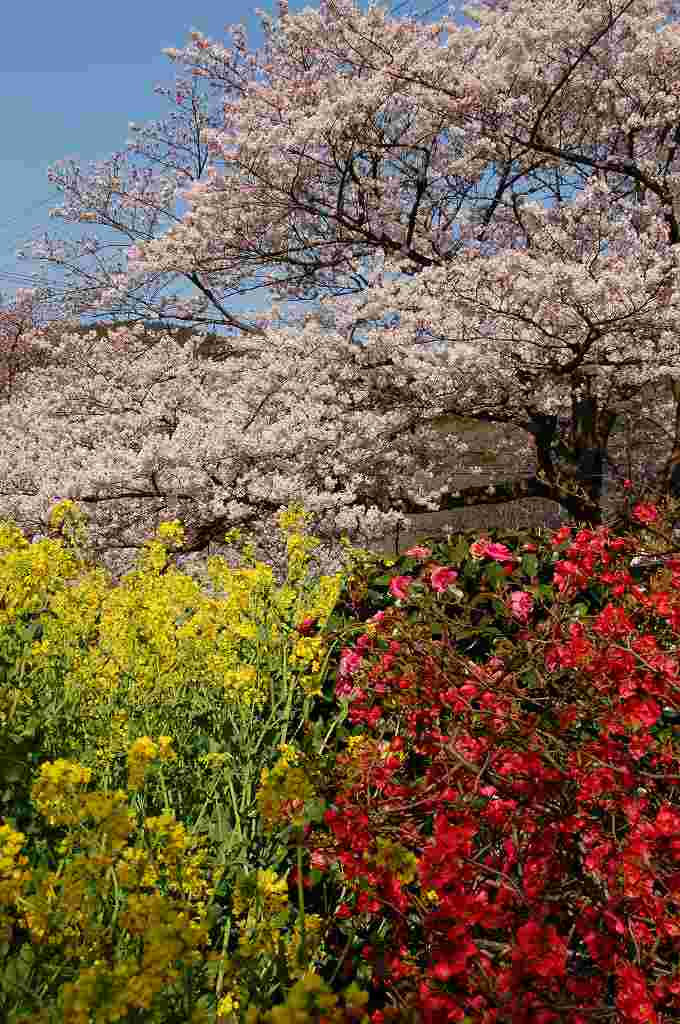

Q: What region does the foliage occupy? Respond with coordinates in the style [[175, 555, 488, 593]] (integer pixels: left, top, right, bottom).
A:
[[1, 493, 679, 1021], [0, 504, 372, 1022], [284, 502, 680, 1023]]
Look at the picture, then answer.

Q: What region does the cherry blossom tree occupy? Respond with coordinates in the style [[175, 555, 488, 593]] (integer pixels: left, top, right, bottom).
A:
[[2, 0, 680, 584], [0, 288, 65, 403], [19, 73, 277, 338]]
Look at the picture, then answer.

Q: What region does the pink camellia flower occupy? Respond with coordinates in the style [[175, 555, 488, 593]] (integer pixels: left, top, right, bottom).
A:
[[623, 478, 632, 490], [522, 543, 537, 553], [484, 542, 517, 563], [296, 616, 318, 635], [509, 590, 534, 623], [389, 575, 413, 600], [632, 502, 659, 525], [334, 679, 363, 701], [339, 648, 363, 676], [405, 545, 432, 558], [429, 566, 459, 592], [469, 537, 491, 559], [310, 849, 334, 871]]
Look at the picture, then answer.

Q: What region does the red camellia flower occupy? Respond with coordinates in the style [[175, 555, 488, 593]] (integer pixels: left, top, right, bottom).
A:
[[389, 575, 413, 600], [304, 510, 680, 1022], [632, 502, 659, 524], [405, 545, 432, 558], [296, 616, 318, 635], [429, 566, 458, 592], [484, 541, 517, 563]]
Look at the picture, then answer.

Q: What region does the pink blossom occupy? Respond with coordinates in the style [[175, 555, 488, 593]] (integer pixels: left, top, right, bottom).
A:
[[469, 538, 491, 560], [296, 616, 317, 635], [339, 648, 362, 676], [389, 575, 413, 600], [509, 590, 534, 623], [484, 542, 517, 563], [429, 566, 458, 592], [405, 545, 432, 558], [632, 502, 659, 525]]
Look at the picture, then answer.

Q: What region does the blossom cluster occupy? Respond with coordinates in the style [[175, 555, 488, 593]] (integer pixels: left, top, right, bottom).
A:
[[1, 0, 679, 578], [293, 514, 680, 1022]]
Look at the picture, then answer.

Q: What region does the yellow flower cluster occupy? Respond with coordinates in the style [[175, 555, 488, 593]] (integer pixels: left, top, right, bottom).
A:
[[284, 913, 325, 979], [288, 634, 327, 696], [31, 759, 93, 826], [257, 745, 317, 832], [229, 868, 293, 969], [0, 823, 29, 943], [1, 742, 217, 1020], [245, 973, 370, 1024], [0, 522, 96, 627], [59, 915, 209, 1022], [232, 867, 289, 920], [0, 504, 362, 1020], [141, 809, 213, 905], [126, 733, 176, 790], [0, 503, 345, 792], [217, 989, 241, 1020]]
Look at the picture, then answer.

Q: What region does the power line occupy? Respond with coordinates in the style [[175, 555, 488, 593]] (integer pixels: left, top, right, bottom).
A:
[[416, 0, 454, 21], [389, 0, 422, 17], [390, 0, 454, 21]]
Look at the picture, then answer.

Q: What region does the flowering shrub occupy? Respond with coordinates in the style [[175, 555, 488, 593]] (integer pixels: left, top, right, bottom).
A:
[[3, 495, 680, 1022], [0, 739, 370, 1023], [0, 504, 368, 1021], [286, 507, 680, 1022], [0, 502, 344, 825]]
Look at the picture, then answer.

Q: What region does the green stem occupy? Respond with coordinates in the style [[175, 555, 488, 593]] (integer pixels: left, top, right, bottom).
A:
[[327, 928, 355, 987], [215, 916, 232, 1007], [189, 774, 223, 837], [296, 838, 307, 971]]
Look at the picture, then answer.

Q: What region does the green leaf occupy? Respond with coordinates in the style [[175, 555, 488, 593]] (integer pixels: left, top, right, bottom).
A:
[[521, 554, 538, 576], [451, 536, 469, 564], [304, 797, 327, 823], [479, 626, 504, 640], [483, 563, 505, 587]]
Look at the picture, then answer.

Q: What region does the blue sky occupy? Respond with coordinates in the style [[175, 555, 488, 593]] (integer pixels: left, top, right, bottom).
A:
[[1, 0, 671, 315], [0, 0, 276, 298], [0, 0, 468, 315]]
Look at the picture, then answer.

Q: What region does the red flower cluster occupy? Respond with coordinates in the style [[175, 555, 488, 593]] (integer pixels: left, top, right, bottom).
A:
[[298, 523, 680, 1023]]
